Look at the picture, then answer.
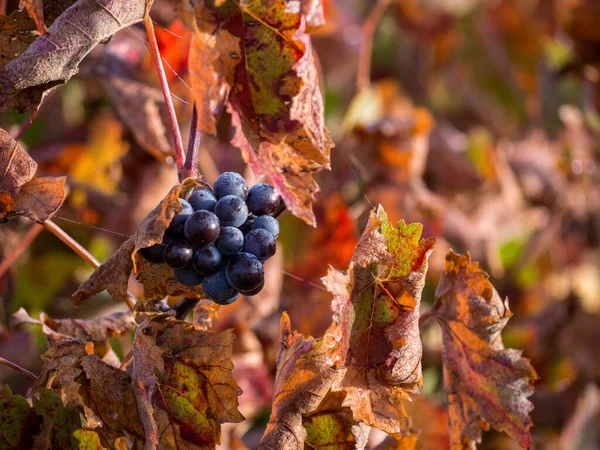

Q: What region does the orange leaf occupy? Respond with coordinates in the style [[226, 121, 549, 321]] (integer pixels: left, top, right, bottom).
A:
[[19, 0, 48, 34], [433, 251, 538, 449]]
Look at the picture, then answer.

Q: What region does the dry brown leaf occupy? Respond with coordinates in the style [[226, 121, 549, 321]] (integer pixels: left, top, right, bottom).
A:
[[132, 315, 243, 450], [0, 128, 66, 222], [0, 0, 146, 113], [187, 0, 333, 226], [73, 178, 206, 305], [0, 10, 38, 69], [19, 0, 47, 34], [323, 207, 435, 436], [258, 312, 338, 450], [433, 250, 538, 449]]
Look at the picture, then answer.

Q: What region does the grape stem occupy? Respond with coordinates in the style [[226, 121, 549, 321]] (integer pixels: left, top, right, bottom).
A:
[[0, 357, 38, 381], [0, 223, 44, 279], [356, 0, 392, 91], [44, 220, 137, 312], [143, 14, 185, 174], [180, 102, 201, 181]]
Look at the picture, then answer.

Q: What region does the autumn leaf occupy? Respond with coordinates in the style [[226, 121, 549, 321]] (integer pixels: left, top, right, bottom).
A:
[[19, 0, 48, 35], [432, 250, 538, 449], [0, 128, 67, 222], [0, 0, 146, 113], [0, 10, 38, 69], [258, 312, 339, 450], [132, 315, 243, 450], [186, 0, 333, 226], [73, 178, 207, 305], [323, 206, 435, 436], [0, 390, 40, 450]]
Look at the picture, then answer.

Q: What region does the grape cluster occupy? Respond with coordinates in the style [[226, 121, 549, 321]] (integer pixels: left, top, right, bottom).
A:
[[140, 173, 281, 305]]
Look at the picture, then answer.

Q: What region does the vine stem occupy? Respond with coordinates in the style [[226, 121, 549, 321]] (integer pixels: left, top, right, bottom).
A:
[[356, 0, 393, 91], [180, 102, 201, 180], [0, 357, 38, 381], [44, 220, 137, 312], [143, 14, 185, 174], [419, 308, 435, 327], [0, 223, 44, 279]]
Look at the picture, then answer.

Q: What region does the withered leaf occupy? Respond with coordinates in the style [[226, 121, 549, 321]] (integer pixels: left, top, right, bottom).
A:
[[11, 307, 135, 359], [187, 0, 333, 226], [432, 250, 538, 449], [323, 206, 435, 436], [0, 128, 66, 222], [19, 0, 47, 34], [73, 178, 206, 305], [0, 0, 147, 113], [132, 315, 243, 450], [258, 313, 338, 450], [0, 10, 38, 69]]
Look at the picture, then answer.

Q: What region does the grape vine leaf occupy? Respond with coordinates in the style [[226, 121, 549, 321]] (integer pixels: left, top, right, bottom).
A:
[[186, 0, 333, 226], [19, 0, 47, 34], [0, 391, 40, 450], [0, 128, 66, 223], [323, 207, 435, 436], [73, 178, 209, 305], [0, 10, 38, 69], [0, 0, 147, 113], [432, 250, 538, 449], [132, 315, 244, 450], [258, 312, 339, 450]]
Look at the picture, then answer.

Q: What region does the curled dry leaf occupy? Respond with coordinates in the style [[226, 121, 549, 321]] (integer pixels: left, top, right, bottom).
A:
[[323, 206, 435, 437], [132, 315, 243, 450], [10, 307, 135, 359], [73, 178, 206, 306], [432, 250, 538, 449], [187, 0, 333, 226], [19, 0, 48, 35], [0, 0, 146, 113], [0, 10, 38, 69], [258, 313, 338, 450], [0, 128, 66, 223]]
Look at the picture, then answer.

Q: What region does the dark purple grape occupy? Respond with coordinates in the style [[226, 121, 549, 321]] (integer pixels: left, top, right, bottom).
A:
[[245, 183, 280, 216], [215, 226, 244, 256], [164, 240, 194, 269], [188, 189, 217, 212], [166, 198, 193, 236], [140, 243, 166, 264], [214, 195, 248, 227], [251, 215, 280, 239], [174, 265, 204, 286], [243, 228, 276, 261], [192, 245, 223, 275], [213, 172, 248, 199], [242, 279, 264, 296], [184, 210, 220, 247], [225, 252, 264, 292], [202, 270, 240, 304], [238, 213, 256, 234]]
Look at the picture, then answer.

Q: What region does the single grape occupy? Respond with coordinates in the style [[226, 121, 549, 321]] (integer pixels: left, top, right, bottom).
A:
[[245, 183, 280, 216], [243, 228, 276, 261], [164, 240, 194, 269], [166, 199, 193, 236], [215, 226, 244, 256], [242, 279, 264, 296], [202, 270, 240, 304], [140, 243, 166, 264], [192, 245, 223, 275], [184, 210, 220, 247], [252, 215, 280, 239], [214, 195, 249, 227], [225, 252, 264, 292], [174, 265, 204, 286], [213, 172, 248, 199], [188, 189, 217, 212], [238, 213, 256, 234]]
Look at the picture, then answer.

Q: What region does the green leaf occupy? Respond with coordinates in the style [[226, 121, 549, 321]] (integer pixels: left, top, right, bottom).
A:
[[0, 393, 40, 450]]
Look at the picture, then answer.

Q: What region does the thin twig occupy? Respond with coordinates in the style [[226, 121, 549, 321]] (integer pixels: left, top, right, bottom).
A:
[[143, 14, 185, 174], [0, 223, 44, 279], [0, 357, 38, 381], [119, 350, 133, 371], [44, 220, 137, 312], [356, 0, 393, 91], [180, 102, 201, 181], [419, 308, 435, 327]]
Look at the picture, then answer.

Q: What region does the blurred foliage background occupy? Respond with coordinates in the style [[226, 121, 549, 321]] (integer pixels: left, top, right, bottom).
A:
[[1, 0, 599, 448]]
